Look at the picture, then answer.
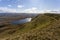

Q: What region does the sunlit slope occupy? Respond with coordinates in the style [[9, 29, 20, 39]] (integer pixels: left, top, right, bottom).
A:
[[21, 14, 57, 31], [18, 18, 60, 40]]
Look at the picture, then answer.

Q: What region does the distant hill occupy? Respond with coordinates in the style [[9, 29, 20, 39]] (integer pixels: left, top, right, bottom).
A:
[[0, 13, 37, 25], [0, 13, 60, 40]]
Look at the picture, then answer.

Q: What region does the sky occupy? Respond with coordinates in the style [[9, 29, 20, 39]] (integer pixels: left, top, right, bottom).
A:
[[0, 0, 60, 13]]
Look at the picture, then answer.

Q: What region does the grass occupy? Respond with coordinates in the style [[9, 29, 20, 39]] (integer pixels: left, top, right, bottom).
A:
[[0, 13, 60, 40]]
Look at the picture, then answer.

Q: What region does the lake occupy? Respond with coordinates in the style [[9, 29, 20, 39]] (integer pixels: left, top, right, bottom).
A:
[[11, 18, 32, 24]]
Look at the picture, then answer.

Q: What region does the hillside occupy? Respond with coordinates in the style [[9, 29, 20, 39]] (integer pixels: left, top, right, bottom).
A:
[[0, 13, 60, 40]]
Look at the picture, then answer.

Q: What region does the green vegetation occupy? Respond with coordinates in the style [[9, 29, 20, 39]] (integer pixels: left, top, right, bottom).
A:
[[0, 13, 60, 40]]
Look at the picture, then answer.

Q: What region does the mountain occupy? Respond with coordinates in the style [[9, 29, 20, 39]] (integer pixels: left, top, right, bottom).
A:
[[0, 13, 60, 40], [40, 10, 60, 13]]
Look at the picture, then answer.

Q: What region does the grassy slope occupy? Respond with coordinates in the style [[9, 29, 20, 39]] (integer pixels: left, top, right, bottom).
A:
[[0, 13, 60, 40]]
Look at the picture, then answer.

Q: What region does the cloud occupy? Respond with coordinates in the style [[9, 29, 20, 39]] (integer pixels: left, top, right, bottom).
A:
[[17, 5, 24, 8], [21, 7, 41, 13], [21, 7, 43, 13], [19, 7, 60, 13], [0, 7, 59, 13], [43, 10, 60, 13], [0, 7, 41, 13], [0, 7, 40, 13], [17, 7, 45, 13], [0, 7, 17, 13]]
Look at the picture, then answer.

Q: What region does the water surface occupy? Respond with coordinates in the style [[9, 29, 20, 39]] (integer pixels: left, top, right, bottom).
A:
[[11, 18, 32, 24]]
